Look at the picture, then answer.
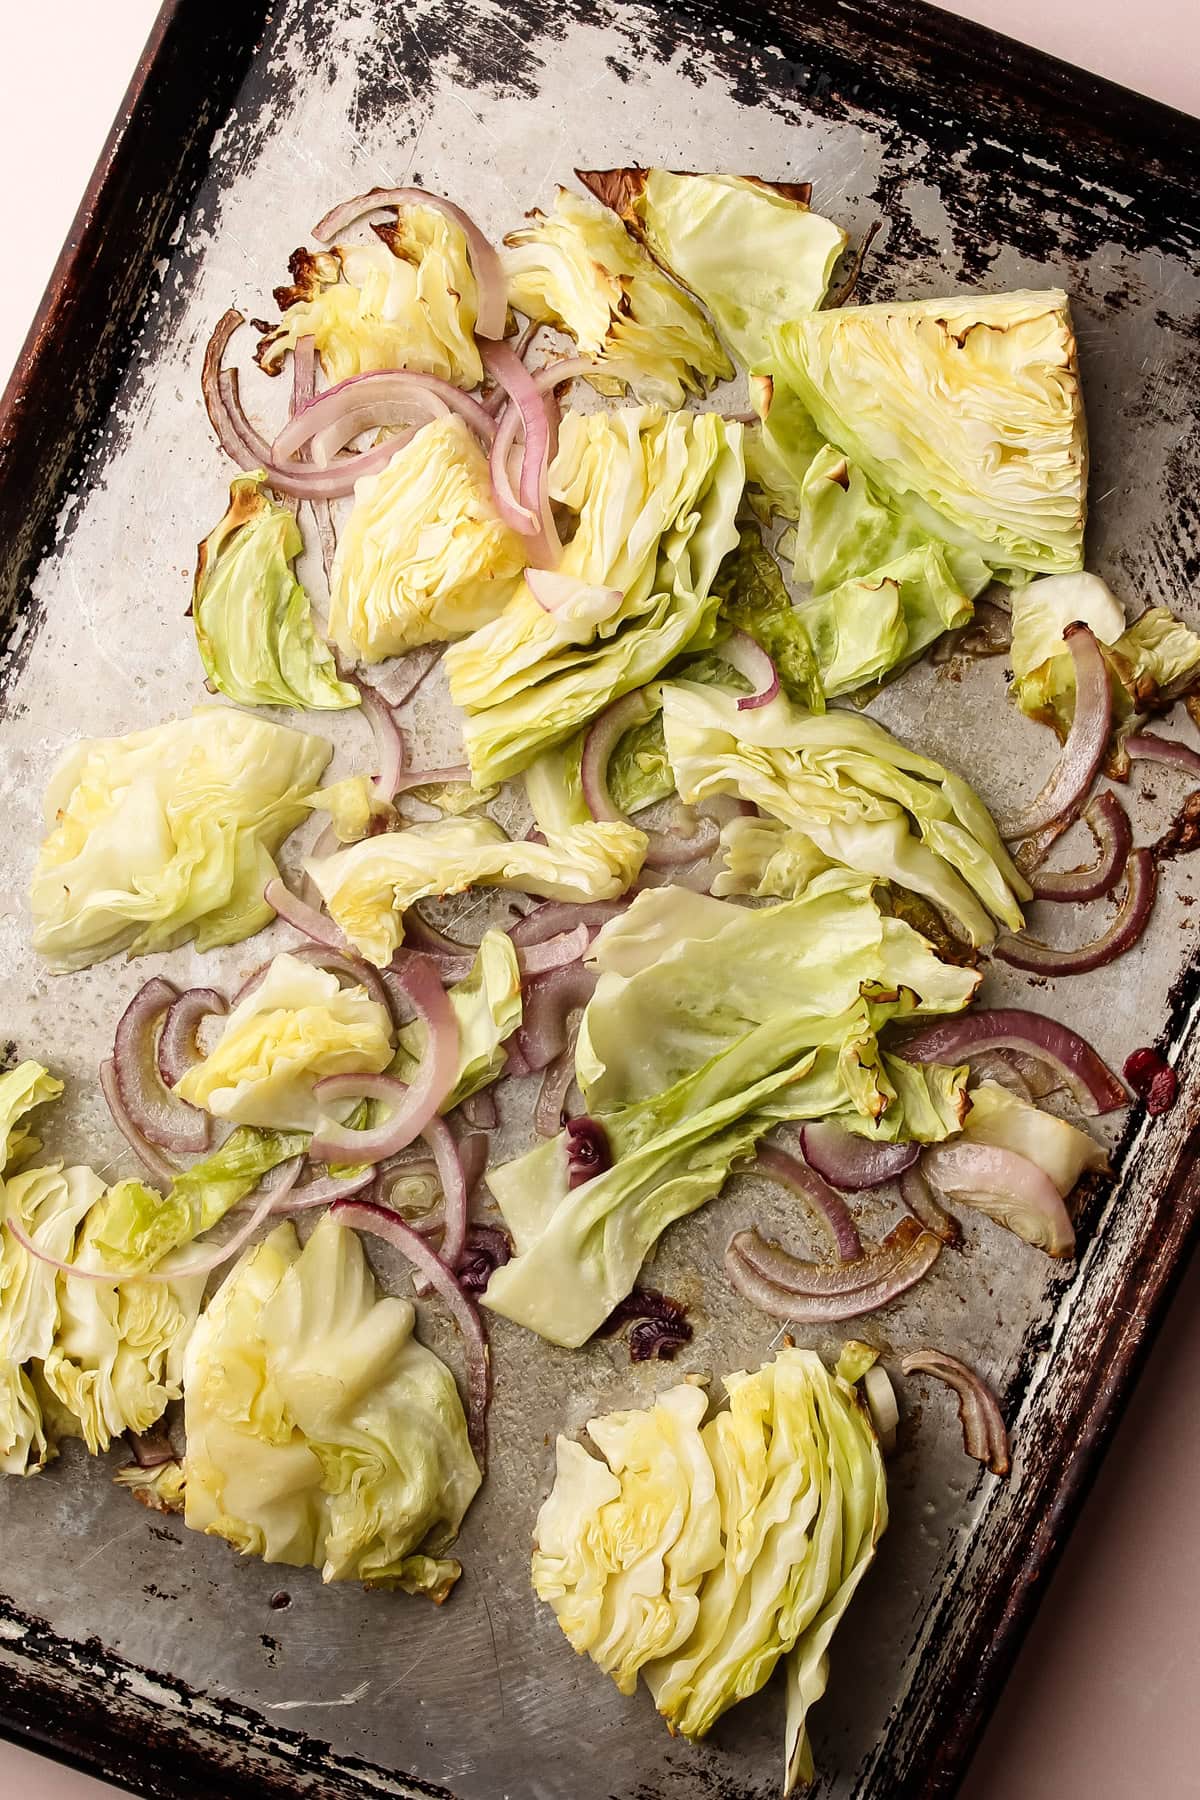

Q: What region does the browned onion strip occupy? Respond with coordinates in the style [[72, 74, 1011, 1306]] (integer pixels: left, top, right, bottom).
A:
[[899, 1162, 961, 1246], [1029, 791, 1132, 902], [900, 1348, 1010, 1476], [900, 1008, 1127, 1115], [1003, 624, 1111, 841], [753, 1144, 863, 1263], [725, 1217, 942, 1323], [1125, 731, 1200, 777], [993, 847, 1156, 976]]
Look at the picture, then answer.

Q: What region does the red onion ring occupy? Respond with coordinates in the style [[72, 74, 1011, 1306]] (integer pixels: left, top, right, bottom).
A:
[[922, 1142, 1075, 1256], [400, 910, 481, 984], [515, 924, 589, 977], [1002, 624, 1112, 840], [993, 847, 1156, 976], [722, 628, 780, 711], [1124, 731, 1200, 777], [1029, 791, 1132, 902], [267, 1167, 378, 1214], [725, 1217, 943, 1322], [798, 1122, 919, 1193], [480, 340, 558, 558], [309, 956, 458, 1162], [113, 979, 211, 1155], [344, 670, 408, 802], [312, 187, 507, 340], [264, 877, 350, 951], [752, 1144, 862, 1263], [580, 691, 718, 869], [507, 899, 628, 947], [99, 1059, 180, 1189], [900, 1348, 1010, 1476], [899, 1162, 962, 1246], [458, 1089, 498, 1131], [394, 762, 472, 794], [157, 988, 227, 1090], [419, 1115, 468, 1274], [513, 961, 597, 1072], [900, 1008, 1127, 1115], [534, 1016, 582, 1138], [273, 370, 496, 461], [331, 1198, 490, 1463]]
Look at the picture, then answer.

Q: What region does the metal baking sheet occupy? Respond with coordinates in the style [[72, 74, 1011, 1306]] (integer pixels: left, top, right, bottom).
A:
[[1, 3, 1198, 1798]]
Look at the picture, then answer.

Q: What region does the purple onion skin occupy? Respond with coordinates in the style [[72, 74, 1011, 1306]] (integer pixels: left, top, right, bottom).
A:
[[595, 1287, 693, 1362], [456, 1224, 513, 1295], [565, 1115, 612, 1187]]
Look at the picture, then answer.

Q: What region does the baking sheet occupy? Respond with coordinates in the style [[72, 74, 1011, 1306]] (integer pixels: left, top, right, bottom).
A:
[[1, 2, 1199, 1797]]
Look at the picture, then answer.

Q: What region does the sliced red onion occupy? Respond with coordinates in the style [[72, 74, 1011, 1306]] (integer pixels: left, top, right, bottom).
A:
[[458, 1089, 498, 1131], [455, 1129, 490, 1197], [725, 1218, 942, 1322], [900, 1008, 1127, 1115], [420, 1115, 468, 1273], [274, 369, 496, 461], [752, 1144, 862, 1263], [113, 978, 211, 1155], [993, 847, 1156, 976], [798, 1122, 919, 1193], [394, 762, 472, 794], [269, 1167, 377, 1214], [157, 988, 227, 1090], [343, 669, 408, 802], [1124, 731, 1200, 777], [862, 1366, 899, 1455], [900, 1348, 1010, 1477], [1029, 791, 1132, 902], [1002, 624, 1111, 840], [291, 334, 316, 413], [401, 909, 480, 984], [565, 1115, 612, 1188], [580, 692, 718, 869], [722, 628, 780, 710], [963, 1050, 1036, 1102], [99, 1059, 178, 1188], [530, 356, 600, 392], [309, 956, 458, 1162], [594, 1287, 693, 1361], [331, 1198, 490, 1462], [312, 187, 507, 340], [922, 1142, 1075, 1257], [535, 1016, 582, 1138], [514, 961, 597, 1072], [264, 877, 349, 951], [516, 924, 589, 977], [508, 899, 627, 947], [899, 1162, 962, 1246], [480, 340, 558, 557]]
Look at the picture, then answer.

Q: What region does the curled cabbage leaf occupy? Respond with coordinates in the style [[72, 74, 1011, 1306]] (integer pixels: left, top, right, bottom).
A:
[[533, 1346, 886, 1792], [329, 416, 528, 661], [255, 218, 483, 387], [445, 407, 745, 786], [176, 953, 394, 1130], [713, 525, 824, 712], [0, 1061, 63, 1177], [662, 682, 1029, 946], [774, 289, 1087, 580], [578, 168, 847, 372], [307, 814, 646, 967], [193, 473, 358, 710], [502, 187, 732, 406], [799, 543, 975, 697], [30, 708, 331, 972], [181, 1212, 481, 1591], [713, 814, 835, 900]]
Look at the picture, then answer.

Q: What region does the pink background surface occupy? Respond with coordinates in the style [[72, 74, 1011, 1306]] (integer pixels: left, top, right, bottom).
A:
[[1, 5, 1197, 1798]]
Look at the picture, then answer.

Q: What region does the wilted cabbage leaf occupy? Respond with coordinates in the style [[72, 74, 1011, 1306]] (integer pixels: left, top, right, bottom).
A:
[[0, 1062, 63, 1178], [307, 815, 646, 966], [484, 875, 973, 1345], [800, 543, 975, 697], [662, 682, 1029, 946], [502, 187, 732, 407], [392, 929, 522, 1109], [524, 702, 676, 840], [30, 708, 331, 972], [256, 217, 484, 387], [578, 168, 847, 372], [0, 1063, 66, 1473], [774, 289, 1087, 580], [713, 815, 835, 900], [182, 1212, 480, 1590], [532, 1346, 886, 1792], [329, 416, 528, 661], [714, 525, 825, 711], [446, 407, 745, 785], [193, 474, 358, 710], [177, 952, 394, 1130]]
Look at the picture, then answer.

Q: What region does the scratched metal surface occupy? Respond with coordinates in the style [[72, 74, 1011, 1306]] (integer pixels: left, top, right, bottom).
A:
[[1, 3, 1199, 1797]]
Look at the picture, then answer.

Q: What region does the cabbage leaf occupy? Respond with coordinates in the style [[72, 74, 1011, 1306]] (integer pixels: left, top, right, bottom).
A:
[[713, 526, 824, 711], [31, 708, 331, 971], [392, 929, 522, 1110], [799, 543, 975, 697], [193, 474, 358, 710], [181, 1212, 480, 1590]]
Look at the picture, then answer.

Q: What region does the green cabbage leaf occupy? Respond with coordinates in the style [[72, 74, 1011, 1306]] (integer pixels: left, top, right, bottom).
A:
[[713, 526, 824, 711], [799, 543, 975, 698]]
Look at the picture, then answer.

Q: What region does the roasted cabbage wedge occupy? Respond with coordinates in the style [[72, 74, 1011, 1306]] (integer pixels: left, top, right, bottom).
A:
[[30, 708, 330, 972], [306, 815, 646, 967], [329, 416, 528, 660], [181, 1213, 481, 1592], [445, 407, 745, 786], [502, 187, 732, 406], [256, 216, 484, 387], [662, 682, 1029, 945], [578, 167, 847, 372], [192, 473, 358, 710], [532, 1345, 887, 1791], [774, 289, 1087, 580], [484, 875, 974, 1345]]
